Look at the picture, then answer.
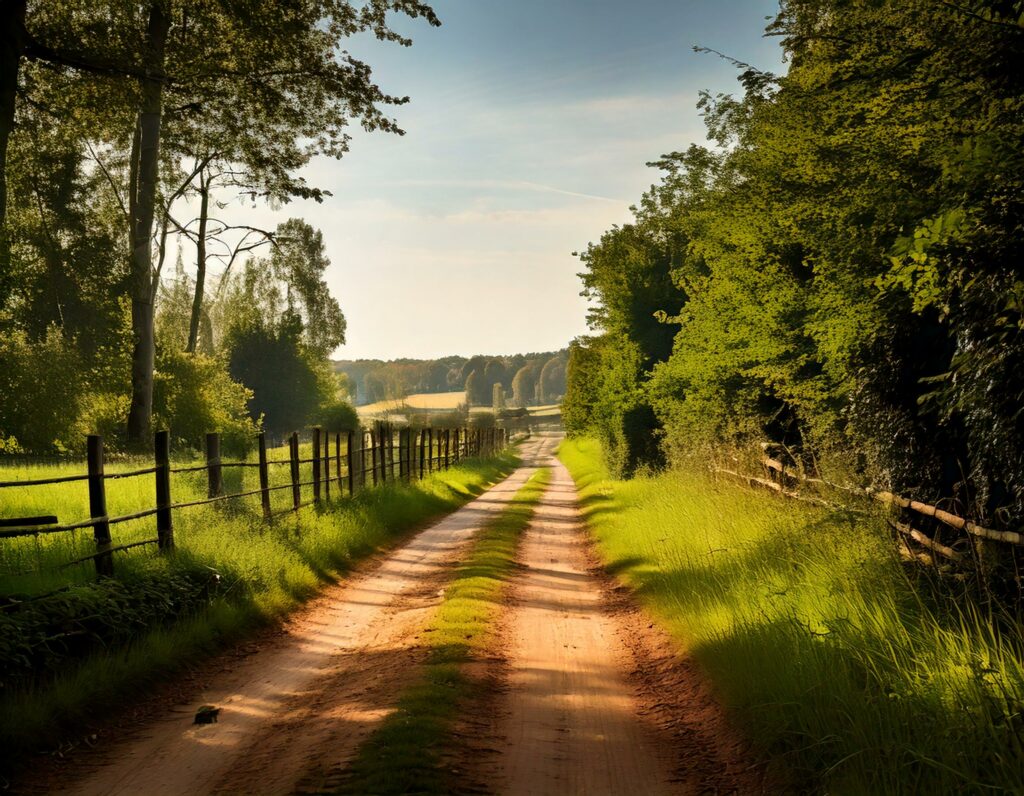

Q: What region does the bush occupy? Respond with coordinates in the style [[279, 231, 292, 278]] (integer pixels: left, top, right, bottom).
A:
[[153, 349, 259, 456], [317, 399, 359, 432], [0, 329, 82, 452]]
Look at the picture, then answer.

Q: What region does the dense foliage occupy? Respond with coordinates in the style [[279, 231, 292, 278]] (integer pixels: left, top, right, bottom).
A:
[[0, 1, 435, 453], [566, 0, 1024, 527]]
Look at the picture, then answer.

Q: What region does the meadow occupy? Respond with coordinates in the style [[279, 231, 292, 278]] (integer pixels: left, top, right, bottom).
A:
[[560, 438, 1024, 794], [0, 443, 518, 770]]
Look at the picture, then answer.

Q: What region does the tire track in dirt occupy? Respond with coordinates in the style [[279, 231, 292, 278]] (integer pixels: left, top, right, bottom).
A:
[[50, 436, 555, 796], [457, 442, 768, 795]]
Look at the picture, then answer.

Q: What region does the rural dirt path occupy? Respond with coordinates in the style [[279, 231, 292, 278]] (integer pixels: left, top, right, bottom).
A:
[[52, 435, 557, 796], [456, 444, 766, 795], [40, 432, 763, 795]]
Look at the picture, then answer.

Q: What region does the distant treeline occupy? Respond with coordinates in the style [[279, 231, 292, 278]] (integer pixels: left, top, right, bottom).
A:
[[336, 351, 568, 407], [564, 1, 1024, 526]]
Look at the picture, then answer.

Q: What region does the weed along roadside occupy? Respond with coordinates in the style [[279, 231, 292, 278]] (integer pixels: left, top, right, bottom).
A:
[[559, 437, 1024, 794], [0, 428, 517, 777], [329, 468, 551, 795]]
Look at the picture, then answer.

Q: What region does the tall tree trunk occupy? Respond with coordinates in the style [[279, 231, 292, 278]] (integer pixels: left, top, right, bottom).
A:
[[186, 169, 209, 354], [0, 0, 27, 300], [126, 2, 169, 444]]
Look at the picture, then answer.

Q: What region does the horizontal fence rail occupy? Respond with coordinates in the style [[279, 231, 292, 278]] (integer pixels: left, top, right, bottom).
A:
[[714, 440, 1023, 575], [0, 424, 509, 578]]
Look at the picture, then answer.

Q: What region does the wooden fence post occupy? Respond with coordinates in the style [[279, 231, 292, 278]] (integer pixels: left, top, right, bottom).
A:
[[388, 424, 396, 480], [258, 432, 271, 519], [312, 426, 322, 503], [289, 432, 301, 510], [444, 429, 450, 470], [86, 434, 113, 577], [322, 429, 330, 501], [398, 428, 405, 479], [370, 428, 378, 486], [154, 429, 173, 550], [206, 432, 223, 498], [346, 430, 355, 496], [335, 432, 342, 492], [418, 429, 425, 478], [360, 430, 367, 489]]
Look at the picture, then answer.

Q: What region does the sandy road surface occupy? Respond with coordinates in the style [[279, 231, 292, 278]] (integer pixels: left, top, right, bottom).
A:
[[458, 442, 765, 796], [489, 457, 675, 795], [55, 435, 556, 796]]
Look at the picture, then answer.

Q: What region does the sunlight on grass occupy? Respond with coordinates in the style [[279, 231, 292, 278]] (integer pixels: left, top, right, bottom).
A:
[[0, 448, 519, 769], [560, 437, 1024, 794]]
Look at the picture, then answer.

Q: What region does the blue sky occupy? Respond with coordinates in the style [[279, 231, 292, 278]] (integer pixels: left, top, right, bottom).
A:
[[221, 0, 784, 360]]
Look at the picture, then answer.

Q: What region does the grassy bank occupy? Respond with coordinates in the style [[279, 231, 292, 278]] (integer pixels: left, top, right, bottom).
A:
[[560, 437, 1024, 794], [0, 449, 518, 773], [338, 468, 550, 795]]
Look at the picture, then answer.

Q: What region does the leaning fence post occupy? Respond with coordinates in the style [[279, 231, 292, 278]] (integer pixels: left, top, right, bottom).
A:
[[258, 432, 271, 519], [154, 429, 173, 550], [87, 434, 113, 577], [312, 426, 322, 503], [289, 432, 301, 510]]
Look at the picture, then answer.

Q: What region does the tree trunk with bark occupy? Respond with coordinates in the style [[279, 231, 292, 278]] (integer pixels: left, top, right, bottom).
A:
[[126, 2, 169, 443], [186, 169, 209, 354], [0, 0, 27, 297]]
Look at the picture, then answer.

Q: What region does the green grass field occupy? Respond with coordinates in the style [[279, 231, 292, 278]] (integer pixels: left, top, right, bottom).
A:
[[338, 468, 550, 795], [0, 445, 519, 771], [560, 437, 1024, 794]]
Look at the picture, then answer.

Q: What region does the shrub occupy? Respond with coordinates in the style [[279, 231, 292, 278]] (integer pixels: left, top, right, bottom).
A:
[[153, 349, 259, 456], [0, 329, 82, 452]]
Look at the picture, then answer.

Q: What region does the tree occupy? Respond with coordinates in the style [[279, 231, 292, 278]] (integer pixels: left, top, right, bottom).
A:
[[4, 0, 441, 442], [464, 370, 482, 407], [510, 364, 535, 407], [492, 382, 505, 411]]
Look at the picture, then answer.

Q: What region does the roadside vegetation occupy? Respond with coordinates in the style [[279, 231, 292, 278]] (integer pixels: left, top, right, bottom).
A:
[[337, 468, 550, 795], [0, 449, 518, 773], [565, 1, 1024, 533], [561, 438, 1024, 793]]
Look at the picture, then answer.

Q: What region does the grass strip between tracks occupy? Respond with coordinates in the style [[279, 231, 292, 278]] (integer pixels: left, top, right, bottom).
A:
[[0, 451, 520, 776], [335, 467, 551, 795]]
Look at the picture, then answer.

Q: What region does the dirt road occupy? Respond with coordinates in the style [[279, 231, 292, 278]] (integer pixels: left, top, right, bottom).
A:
[[56, 436, 556, 796], [459, 451, 761, 795], [43, 433, 760, 795]]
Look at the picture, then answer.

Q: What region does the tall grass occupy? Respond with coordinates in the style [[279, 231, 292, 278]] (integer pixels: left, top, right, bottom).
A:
[[0, 447, 518, 773], [560, 437, 1024, 794]]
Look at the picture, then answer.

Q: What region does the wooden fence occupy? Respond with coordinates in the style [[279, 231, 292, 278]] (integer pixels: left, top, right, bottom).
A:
[[0, 423, 508, 577], [715, 441, 1022, 573]]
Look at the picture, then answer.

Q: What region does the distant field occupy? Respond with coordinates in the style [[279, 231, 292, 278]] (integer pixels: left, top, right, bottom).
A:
[[356, 395, 562, 423], [357, 391, 466, 417]]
